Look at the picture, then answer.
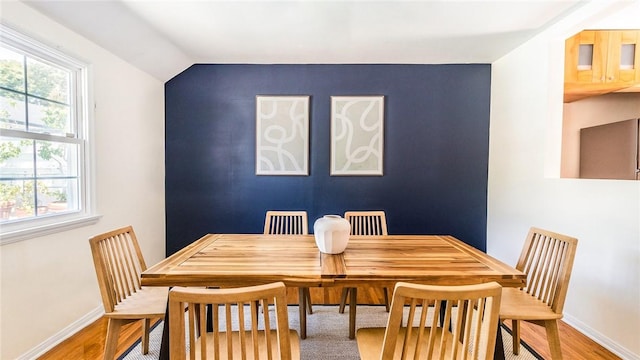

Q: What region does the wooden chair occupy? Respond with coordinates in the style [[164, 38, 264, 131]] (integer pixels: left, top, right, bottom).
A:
[[500, 227, 578, 359], [169, 282, 300, 360], [88, 226, 168, 360], [339, 210, 390, 313], [357, 281, 503, 360], [264, 210, 313, 314]]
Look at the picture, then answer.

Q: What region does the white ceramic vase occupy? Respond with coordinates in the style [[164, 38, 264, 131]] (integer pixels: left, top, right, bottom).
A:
[[313, 215, 351, 254]]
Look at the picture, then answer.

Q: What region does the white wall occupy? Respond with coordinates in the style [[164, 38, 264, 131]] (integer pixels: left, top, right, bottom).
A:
[[488, 1, 640, 359], [0, 2, 166, 359]]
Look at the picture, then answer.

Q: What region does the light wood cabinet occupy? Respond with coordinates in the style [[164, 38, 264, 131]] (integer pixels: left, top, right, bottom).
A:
[[564, 30, 640, 102]]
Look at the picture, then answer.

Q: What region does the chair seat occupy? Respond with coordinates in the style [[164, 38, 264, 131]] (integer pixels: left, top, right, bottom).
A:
[[500, 287, 563, 321], [194, 329, 301, 359], [357, 327, 464, 359], [106, 286, 169, 319]]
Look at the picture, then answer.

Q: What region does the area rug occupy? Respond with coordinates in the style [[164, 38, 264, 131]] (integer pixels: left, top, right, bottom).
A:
[[119, 305, 544, 360]]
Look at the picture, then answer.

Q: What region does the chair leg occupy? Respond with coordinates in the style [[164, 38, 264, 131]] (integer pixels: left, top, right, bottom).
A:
[[544, 320, 563, 359], [304, 288, 313, 314], [512, 319, 520, 355], [383, 287, 390, 312], [339, 288, 350, 314], [103, 318, 123, 360], [141, 318, 151, 354], [349, 287, 357, 339], [298, 287, 307, 339]]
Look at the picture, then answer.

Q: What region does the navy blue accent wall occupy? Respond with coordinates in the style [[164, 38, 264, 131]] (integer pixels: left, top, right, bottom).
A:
[[165, 64, 491, 256]]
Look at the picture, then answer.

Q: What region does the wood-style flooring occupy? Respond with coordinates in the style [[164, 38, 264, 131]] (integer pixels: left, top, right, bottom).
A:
[[38, 287, 621, 360]]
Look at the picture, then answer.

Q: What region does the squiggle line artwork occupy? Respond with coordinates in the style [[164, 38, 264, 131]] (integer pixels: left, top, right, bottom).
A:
[[256, 96, 309, 175], [331, 96, 384, 175]]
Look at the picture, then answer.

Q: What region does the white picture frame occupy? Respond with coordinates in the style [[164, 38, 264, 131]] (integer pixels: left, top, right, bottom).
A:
[[256, 95, 310, 175], [331, 96, 384, 176]]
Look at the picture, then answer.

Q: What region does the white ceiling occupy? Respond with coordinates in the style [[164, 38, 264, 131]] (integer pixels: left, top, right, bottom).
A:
[[23, 0, 588, 81]]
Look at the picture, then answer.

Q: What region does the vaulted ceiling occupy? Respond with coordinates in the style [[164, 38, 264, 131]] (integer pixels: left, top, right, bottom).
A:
[[23, 0, 588, 81]]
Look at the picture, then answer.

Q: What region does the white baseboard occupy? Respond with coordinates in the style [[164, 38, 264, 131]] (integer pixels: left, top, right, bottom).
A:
[[17, 306, 104, 360], [563, 313, 640, 360]]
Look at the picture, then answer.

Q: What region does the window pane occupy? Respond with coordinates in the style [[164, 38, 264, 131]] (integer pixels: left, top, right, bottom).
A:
[[0, 139, 79, 223], [0, 180, 21, 220], [17, 179, 36, 218], [35, 140, 78, 177], [578, 44, 593, 70], [0, 47, 25, 92], [26, 57, 69, 103], [0, 137, 34, 178], [39, 178, 78, 214], [620, 44, 636, 70], [0, 179, 39, 221], [0, 89, 26, 130], [27, 96, 71, 135]]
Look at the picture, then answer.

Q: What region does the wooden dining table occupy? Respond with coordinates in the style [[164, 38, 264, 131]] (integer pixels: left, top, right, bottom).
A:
[[141, 233, 526, 360]]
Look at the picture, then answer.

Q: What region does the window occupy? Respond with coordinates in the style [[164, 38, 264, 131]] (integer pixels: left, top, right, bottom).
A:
[[0, 26, 97, 243]]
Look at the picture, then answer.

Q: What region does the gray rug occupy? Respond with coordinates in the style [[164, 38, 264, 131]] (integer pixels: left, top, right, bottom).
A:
[[119, 305, 543, 360]]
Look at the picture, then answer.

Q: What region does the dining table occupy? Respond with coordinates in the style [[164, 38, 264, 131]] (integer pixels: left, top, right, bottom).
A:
[[141, 233, 526, 360]]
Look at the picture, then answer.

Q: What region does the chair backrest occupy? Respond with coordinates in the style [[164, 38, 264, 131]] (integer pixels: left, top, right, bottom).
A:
[[380, 282, 502, 360], [168, 282, 298, 360], [344, 210, 388, 236], [263, 210, 308, 235], [88, 226, 147, 313], [516, 227, 578, 314]]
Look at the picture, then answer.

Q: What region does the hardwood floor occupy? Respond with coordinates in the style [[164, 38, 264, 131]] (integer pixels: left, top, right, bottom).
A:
[[38, 287, 620, 360], [37, 316, 161, 360]]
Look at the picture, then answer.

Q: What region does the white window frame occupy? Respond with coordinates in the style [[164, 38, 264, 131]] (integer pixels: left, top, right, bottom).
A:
[[0, 25, 99, 244]]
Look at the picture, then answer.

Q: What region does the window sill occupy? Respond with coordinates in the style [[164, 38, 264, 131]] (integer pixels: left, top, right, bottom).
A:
[[0, 214, 102, 245]]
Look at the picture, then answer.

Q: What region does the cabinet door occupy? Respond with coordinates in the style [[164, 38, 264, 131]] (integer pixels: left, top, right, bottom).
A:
[[607, 30, 640, 83], [564, 30, 607, 84]]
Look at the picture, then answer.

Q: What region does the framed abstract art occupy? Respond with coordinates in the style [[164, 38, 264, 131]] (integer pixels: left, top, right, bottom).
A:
[[256, 95, 309, 175], [330, 96, 384, 176]]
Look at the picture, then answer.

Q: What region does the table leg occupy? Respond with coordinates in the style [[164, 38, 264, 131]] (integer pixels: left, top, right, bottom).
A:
[[158, 297, 170, 360], [494, 323, 505, 360], [349, 287, 357, 339], [299, 287, 307, 339]]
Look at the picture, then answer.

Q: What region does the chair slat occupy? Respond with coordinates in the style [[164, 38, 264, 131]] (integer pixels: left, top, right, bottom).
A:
[[106, 237, 127, 301], [212, 304, 219, 360], [261, 298, 273, 359], [250, 301, 259, 360], [117, 233, 139, 295], [540, 238, 560, 303]]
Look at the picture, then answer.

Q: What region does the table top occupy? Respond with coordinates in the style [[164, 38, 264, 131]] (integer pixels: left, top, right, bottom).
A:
[[141, 234, 525, 288]]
